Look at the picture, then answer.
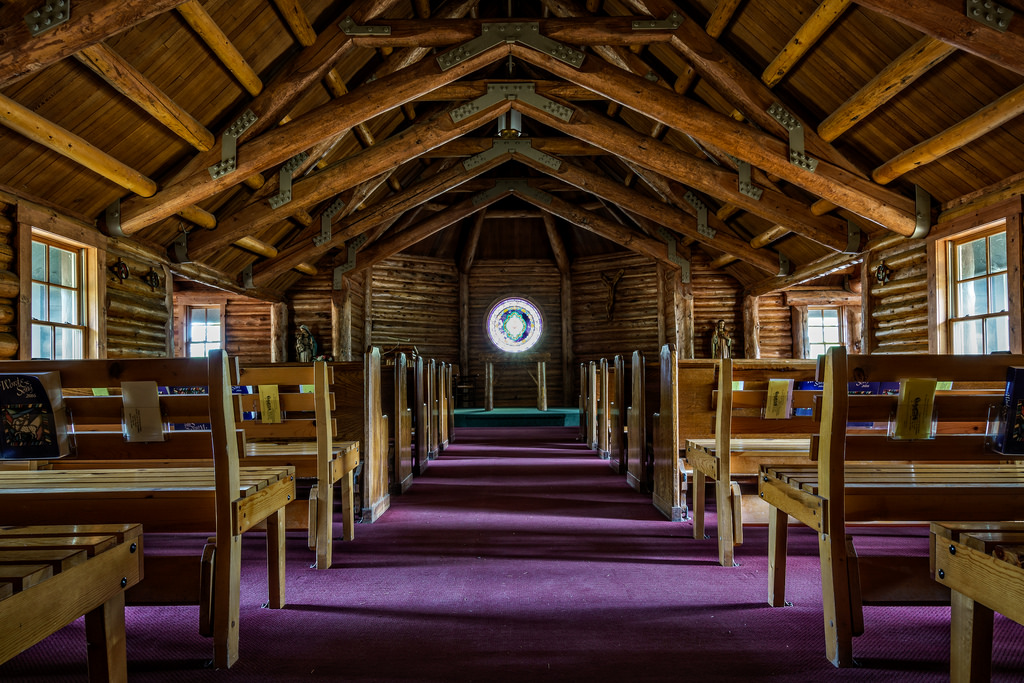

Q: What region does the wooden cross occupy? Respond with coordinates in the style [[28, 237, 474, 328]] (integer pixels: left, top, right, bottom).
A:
[[601, 269, 624, 321]]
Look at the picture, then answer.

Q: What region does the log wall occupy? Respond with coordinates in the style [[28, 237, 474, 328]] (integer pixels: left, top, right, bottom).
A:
[[106, 249, 169, 358], [756, 292, 792, 358], [866, 241, 929, 354], [0, 201, 18, 359], [470, 260, 563, 407], [288, 269, 333, 361], [692, 253, 744, 358], [172, 290, 273, 363], [371, 256, 458, 362]]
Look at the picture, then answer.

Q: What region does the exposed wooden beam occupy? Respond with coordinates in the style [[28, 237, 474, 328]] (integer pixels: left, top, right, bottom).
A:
[[818, 36, 955, 142], [271, 0, 318, 47], [485, 210, 546, 218], [176, 0, 263, 96], [426, 137, 602, 157], [0, 93, 156, 196], [177, 204, 217, 229], [542, 213, 571, 273], [873, 82, 1024, 184], [419, 80, 605, 101], [115, 40, 510, 235], [750, 225, 791, 249], [762, 0, 852, 88], [511, 43, 918, 235], [851, 0, 1024, 77], [710, 254, 738, 269], [459, 211, 485, 273], [0, 0, 190, 86], [705, 0, 742, 37], [234, 236, 278, 258], [74, 43, 215, 151]]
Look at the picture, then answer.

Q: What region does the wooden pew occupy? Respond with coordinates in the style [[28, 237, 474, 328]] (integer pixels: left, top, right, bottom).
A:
[[381, 352, 414, 494], [932, 521, 1024, 682], [0, 351, 294, 668], [409, 354, 431, 474], [685, 357, 818, 566], [329, 348, 388, 523], [437, 361, 451, 450], [651, 344, 718, 521], [625, 350, 659, 494], [0, 523, 144, 682], [234, 360, 360, 569], [759, 347, 1024, 667], [607, 355, 627, 474]]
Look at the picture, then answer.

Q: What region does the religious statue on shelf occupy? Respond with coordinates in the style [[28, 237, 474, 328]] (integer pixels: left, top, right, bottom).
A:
[[710, 319, 732, 359], [295, 325, 317, 363]]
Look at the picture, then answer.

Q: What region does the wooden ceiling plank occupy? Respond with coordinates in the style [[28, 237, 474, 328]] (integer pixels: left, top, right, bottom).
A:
[[873, 82, 1024, 184], [851, 0, 1024, 77], [511, 43, 918, 236], [0, 0, 191, 87], [74, 43, 215, 152], [542, 213, 571, 273], [176, 0, 263, 96], [0, 93, 156, 197], [818, 36, 956, 142], [515, 97, 854, 251], [116, 41, 510, 235], [271, 0, 318, 47], [762, 0, 853, 88]]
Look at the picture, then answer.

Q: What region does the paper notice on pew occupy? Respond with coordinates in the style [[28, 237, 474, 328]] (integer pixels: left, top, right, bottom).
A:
[[122, 381, 164, 442], [893, 378, 937, 440], [258, 384, 282, 424], [764, 379, 794, 419]]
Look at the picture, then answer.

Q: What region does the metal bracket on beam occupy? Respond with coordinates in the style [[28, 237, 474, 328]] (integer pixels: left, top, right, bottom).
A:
[[437, 23, 585, 72], [684, 191, 715, 239], [767, 103, 818, 173], [208, 110, 257, 180], [631, 11, 683, 30], [912, 185, 932, 239], [657, 227, 691, 283], [24, 0, 70, 36], [313, 197, 346, 247], [332, 234, 369, 287], [967, 0, 1013, 31], [464, 138, 562, 172], [473, 179, 552, 206], [268, 152, 309, 209], [102, 199, 125, 237], [451, 82, 574, 124], [242, 263, 254, 289], [736, 159, 762, 200], [171, 231, 191, 264], [778, 253, 791, 276], [339, 16, 392, 35], [845, 219, 862, 254]]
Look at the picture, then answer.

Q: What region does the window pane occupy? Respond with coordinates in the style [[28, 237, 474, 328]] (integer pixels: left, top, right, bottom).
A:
[[807, 309, 823, 324], [824, 328, 841, 344], [48, 246, 76, 286], [958, 238, 987, 279], [204, 324, 220, 343], [986, 316, 1009, 354], [49, 287, 78, 325], [990, 232, 1007, 273], [991, 273, 1008, 313], [190, 321, 208, 344], [31, 283, 46, 320], [31, 242, 46, 280], [958, 279, 988, 316], [953, 319, 983, 354], [808, 327, 824, 344], [53, 327, 82, 360], [32, 324, 52, 360], [205, 307, 220, 325], [822, 309, 839, 325]]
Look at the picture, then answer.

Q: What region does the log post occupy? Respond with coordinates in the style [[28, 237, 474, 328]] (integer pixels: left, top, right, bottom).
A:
[[484, 362, 494, 411], [561, 271, 573, 405], [364, 269, 373, 352], [459, 271, 469, 378], [332, 276, 352, 361], [743, 294, 761, 359], [678, 258, 694, 359], [656, 263, 667, 349], [537, 361, 548, 411], [270, 302, 288, 362], [791, 306, 807, 359]]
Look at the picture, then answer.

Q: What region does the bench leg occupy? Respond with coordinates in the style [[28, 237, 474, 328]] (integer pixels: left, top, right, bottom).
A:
[[212, 534, 241, 669], [307, 484, 318, 552], [341, 470, 355, 542], [819, 529, 855, 667], [730, 480, 743, 546], [84, 590, 128, 683], [767, 505, 788, 607], [950, 589, 993, 683], [267, 510, 286, 608], [692, 469, 706, 540], [316, 472, 334, 569], [716, 475, 735, 567]]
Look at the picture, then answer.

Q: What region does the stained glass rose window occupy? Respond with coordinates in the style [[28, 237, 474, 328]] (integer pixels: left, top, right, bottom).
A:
[[487, 297, 542, 352]]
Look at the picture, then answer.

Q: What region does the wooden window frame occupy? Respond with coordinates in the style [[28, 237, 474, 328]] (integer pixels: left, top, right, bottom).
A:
[[784, 289, 861, 359]]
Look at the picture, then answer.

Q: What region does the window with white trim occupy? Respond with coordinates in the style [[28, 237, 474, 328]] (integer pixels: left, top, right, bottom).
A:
[[186, 306, 222, 358], [31, 237, 85, 360], [806, 307, 844, 359], [947, 227, 1008, 354]]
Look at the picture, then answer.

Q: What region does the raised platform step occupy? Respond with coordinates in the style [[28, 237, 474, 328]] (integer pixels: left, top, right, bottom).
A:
[[454, 407, 579, 428]]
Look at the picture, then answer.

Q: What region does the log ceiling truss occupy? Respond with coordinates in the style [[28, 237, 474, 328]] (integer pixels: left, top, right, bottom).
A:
[[1, 0, 1023, 296]]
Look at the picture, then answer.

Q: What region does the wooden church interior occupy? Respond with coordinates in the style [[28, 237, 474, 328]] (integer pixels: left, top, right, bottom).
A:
[[2, 0, 1024, 679]]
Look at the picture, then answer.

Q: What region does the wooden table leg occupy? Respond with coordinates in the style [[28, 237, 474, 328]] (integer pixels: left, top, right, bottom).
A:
[[692, 470, 706, 540], [950, 589, 994, 683], [267, 510, 286, 608], [85, 590, 128, 683], [768, 506, 789, 607]]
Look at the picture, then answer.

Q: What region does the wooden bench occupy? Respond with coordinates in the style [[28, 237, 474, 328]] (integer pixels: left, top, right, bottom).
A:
[[625, 350, 659, 494], [235, 360, 360, 570], [0, 351, 295, 668], [759, 347, 1024, 667], [684, 357, 819, 566], [0, 524, 144, 682], [381, 351, 414, 493], [931, 521, 1024, 682], [409, 354, 432, 474], [607, 355, 627, 475]]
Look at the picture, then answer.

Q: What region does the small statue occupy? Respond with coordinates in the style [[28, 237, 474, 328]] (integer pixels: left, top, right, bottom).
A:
[[295, 325, 317, 363], [711, 319, 732, 359]]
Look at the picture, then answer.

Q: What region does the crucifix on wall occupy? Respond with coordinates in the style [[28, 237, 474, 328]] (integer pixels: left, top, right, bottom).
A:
[[601, 269, 624, 321]]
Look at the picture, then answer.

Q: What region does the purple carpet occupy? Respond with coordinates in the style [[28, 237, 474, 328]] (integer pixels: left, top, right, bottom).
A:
[[3, 426, 1023, 681]]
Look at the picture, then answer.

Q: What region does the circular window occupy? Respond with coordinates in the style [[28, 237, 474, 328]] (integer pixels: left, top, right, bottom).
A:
[[487, 297, 543, 353]]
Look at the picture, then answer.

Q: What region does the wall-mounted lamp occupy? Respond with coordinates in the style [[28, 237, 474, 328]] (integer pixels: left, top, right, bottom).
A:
[[109, 257, 129, 283]]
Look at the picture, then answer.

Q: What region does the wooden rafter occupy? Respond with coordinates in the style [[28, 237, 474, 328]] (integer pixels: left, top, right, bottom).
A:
[[761, 0, 853, 88], [271, 0, 318, 47], [176, 1, 263, 96]]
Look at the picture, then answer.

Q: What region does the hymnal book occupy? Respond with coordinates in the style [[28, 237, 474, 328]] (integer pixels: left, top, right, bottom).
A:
[[0, 372, 70, 459], [764, 379, 794, 419], [893, 378, 937, 440], [995, 366, 1024, 455]]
